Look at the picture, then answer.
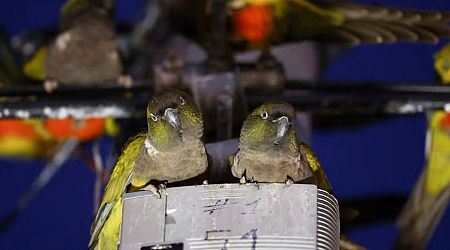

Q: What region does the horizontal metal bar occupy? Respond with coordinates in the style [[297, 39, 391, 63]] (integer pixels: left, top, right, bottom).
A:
[[0, 80, 449, 119]]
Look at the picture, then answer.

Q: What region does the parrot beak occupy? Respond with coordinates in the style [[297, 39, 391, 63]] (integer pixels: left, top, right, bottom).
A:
[[162, 108, 181, 132], [273, 116, 289, 145]]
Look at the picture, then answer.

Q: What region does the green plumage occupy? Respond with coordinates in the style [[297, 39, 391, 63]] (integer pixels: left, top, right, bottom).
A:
[[232, 102, 313, 183], [89, 89, 208, 250]]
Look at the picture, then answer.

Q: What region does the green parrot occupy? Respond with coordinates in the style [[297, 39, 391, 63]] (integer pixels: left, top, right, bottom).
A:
[[232, 101, 366, 249], [88, 89, 208, 250], [24, 0, 126, 91], [230, 101, 333, 189], [231, 101, 313, 183]]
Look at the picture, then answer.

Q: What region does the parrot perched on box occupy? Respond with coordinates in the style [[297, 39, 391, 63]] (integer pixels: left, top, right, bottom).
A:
[[230, 101, 335, 188], [231, 101, 313, 184], [88, 89, 208, 250], [166, 0, 450, 51], [393, 44, 450, 250], [24, 0, 127, 90], [231, 101, 366, 249]]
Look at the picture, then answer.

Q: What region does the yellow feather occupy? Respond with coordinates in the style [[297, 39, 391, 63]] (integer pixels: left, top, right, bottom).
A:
[[23, 46, 47, 81], [104, 118, 120, 137], [90, 132, 146, 249], [434, 43, 450, 84], [425, 111, 450, 195], [301, 142, 333, 193], [0, 137, 42, 158]]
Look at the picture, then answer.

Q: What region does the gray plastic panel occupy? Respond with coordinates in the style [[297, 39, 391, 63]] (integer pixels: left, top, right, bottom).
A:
[[120, 184, 339, 250]]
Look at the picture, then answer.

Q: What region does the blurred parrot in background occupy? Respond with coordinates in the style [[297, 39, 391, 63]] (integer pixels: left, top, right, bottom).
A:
[[393, 44, 450, 250], [0, 29, 53, 158], [230, 0, 450, 49], [23, 0, 129, 91], [88, 89, 208, 250], [0, 119, 55, 158], [166, 0, 450, 51], [0, 21, 120, 229]]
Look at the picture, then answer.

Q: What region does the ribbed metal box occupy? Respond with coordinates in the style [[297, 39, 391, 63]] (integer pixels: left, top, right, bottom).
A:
[[120, 184, 339, 250]]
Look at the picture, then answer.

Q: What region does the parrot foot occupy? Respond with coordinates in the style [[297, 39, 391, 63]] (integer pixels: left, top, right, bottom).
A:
[[285, 179, 294, 186], [140, 184, 162, 199], [240, 176, 247, 184], [43, 79, 58, 93], [202, 180, 209, 185], [118, 75, 133, 88]]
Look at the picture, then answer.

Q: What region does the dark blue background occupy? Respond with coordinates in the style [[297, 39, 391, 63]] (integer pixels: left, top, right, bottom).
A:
[[0, 0, 449, 249]]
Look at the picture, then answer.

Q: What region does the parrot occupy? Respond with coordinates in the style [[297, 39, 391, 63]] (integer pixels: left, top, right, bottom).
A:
[[165, 0, 450, 51], [231, 101, 313, 183], [229, 100, 333, 189], [393, 43, 450, 250], [229, 0, 450, 49], [88, 88, 208, 250], [231, 101, 367, 249], [23, 0, 129, 91]]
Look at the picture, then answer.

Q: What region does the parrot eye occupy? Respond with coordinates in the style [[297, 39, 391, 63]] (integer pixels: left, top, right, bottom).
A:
[[180, 96, 185, 105], [150, 113, 158, 122], [261, 111, 268, 120]]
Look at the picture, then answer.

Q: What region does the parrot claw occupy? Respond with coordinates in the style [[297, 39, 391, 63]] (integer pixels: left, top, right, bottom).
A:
[[240, 176, 247, 184], [140, 184, 162, 199], [202, 180, 209, 185], [118, 75, 133, 88], [43, 79, 58, 93], [285, 179, 294, 186]]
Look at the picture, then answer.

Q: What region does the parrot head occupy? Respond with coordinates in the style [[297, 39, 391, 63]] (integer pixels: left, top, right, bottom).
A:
[[240, 101, 298, 152], [60, 0, 114, 30], [146, 89, 203, 151]]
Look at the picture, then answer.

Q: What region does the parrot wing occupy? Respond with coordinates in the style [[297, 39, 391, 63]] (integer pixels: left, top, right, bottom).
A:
[[88, 132, 146, 249], [300, 142, 333, 194], [231, 0, 450, 47], [314, 0, 450, 45], [22, 46, 47, 81]]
